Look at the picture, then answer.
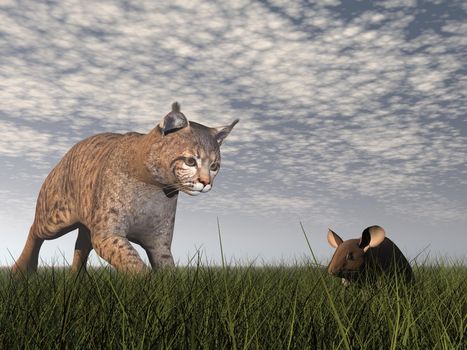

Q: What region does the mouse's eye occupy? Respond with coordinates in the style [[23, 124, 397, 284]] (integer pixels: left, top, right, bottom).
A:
[[346, 252, 354, 261]]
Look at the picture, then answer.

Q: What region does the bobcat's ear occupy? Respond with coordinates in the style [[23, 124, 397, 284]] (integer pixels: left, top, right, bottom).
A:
[[159, 102, 189, 135], [213, 119, 239, 145]]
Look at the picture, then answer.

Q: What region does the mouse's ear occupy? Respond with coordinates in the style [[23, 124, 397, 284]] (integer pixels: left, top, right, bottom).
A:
[[327, 229, 343, 248], [359, 226, 385, 252]]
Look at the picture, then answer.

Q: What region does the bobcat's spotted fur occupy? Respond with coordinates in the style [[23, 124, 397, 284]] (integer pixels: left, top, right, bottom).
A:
[[13, 102, 238, 273]]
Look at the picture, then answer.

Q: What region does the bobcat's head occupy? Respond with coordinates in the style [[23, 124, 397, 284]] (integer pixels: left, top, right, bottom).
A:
[[145, 102, 238, 196]]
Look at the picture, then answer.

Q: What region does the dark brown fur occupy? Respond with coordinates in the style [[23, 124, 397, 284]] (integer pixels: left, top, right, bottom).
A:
[[327, 226, 414, 286]]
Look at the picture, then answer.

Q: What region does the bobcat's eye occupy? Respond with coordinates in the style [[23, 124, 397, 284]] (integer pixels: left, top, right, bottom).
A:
[[346, 252, 354, 261], [210, 163, 219, 172], [184, 157, 197, 167]]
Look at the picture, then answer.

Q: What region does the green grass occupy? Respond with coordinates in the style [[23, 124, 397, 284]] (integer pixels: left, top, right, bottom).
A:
[[0, 260, 465, 349]]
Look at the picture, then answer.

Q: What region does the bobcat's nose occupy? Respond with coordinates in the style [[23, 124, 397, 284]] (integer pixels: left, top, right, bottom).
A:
[[198, 177, 210, 186]]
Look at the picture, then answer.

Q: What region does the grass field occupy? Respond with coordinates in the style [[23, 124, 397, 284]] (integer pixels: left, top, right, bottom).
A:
[[0, 258, 465, 349]]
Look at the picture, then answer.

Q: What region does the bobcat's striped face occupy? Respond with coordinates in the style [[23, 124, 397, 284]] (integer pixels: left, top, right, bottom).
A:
[[148, 102, 238, 196], [172, 149, 220, 196]]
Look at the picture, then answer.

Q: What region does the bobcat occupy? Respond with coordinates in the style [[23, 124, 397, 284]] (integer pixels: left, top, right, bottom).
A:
[[13, 102, 238, 273]]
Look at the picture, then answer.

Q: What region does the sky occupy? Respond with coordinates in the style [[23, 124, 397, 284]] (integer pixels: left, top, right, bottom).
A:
[[0, 0, 466, 268]]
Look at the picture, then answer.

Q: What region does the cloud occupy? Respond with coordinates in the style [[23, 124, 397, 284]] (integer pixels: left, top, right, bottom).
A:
[[0, 0, 466, 224]]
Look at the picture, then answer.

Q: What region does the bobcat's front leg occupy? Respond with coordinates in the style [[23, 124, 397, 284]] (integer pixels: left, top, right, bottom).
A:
[[144, 233, 175, 269], [92, 234, 149, 273]]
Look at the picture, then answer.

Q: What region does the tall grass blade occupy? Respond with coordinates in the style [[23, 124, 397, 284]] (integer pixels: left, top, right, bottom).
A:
[[217, 217, 237, 350], [299, 222, 351, 350]]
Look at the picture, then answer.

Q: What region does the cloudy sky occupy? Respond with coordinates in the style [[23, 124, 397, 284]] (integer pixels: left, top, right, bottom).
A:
[[1, 0, 466, 267]]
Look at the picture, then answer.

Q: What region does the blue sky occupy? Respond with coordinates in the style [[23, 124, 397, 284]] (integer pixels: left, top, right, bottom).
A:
[[1, 0, 466, 267]]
